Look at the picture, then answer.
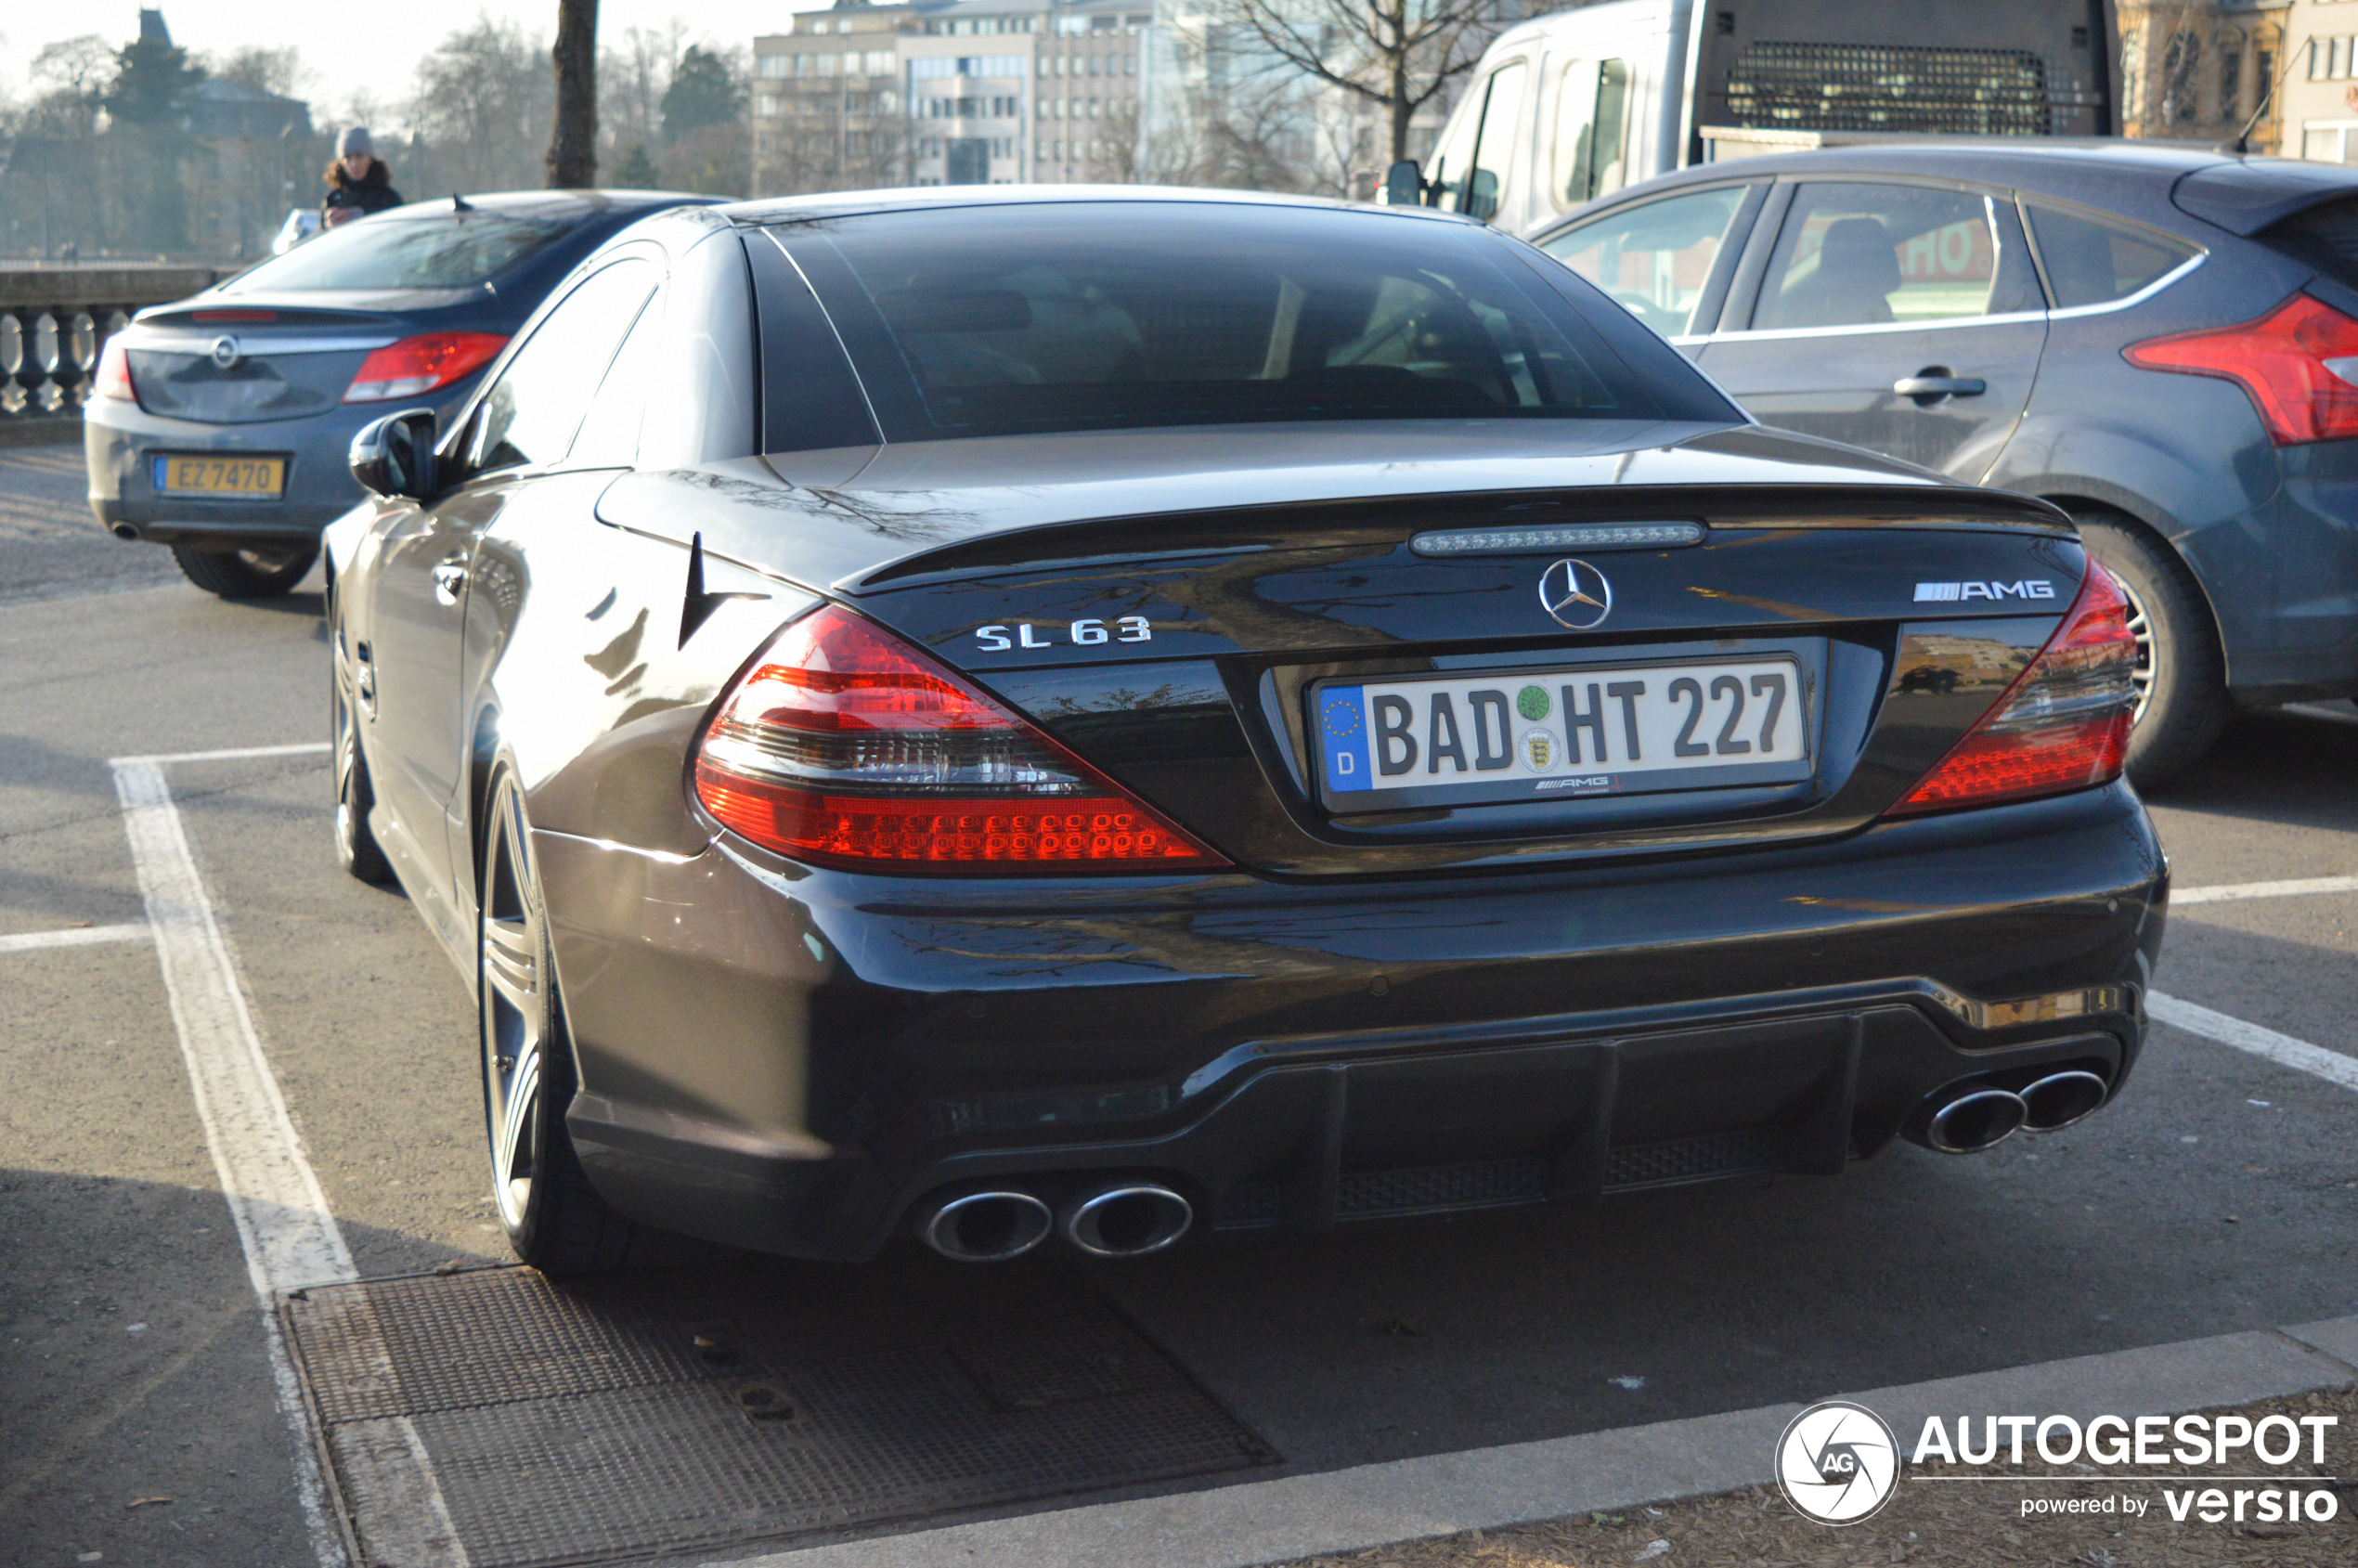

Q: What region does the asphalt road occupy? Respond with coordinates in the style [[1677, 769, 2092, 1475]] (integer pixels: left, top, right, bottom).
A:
[[3, 444, 2355, 1567]]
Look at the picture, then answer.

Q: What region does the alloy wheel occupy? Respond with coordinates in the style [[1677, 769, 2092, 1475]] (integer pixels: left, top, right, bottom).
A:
[[480, 781, 547, 1231], [2113, 572, 2157, 724]]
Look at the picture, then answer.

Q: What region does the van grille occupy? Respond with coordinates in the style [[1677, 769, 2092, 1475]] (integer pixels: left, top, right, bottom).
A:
[[1725, 42, 2051, 137]]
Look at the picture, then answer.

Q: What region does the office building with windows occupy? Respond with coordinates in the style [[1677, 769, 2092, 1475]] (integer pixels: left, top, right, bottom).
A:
[[752, 0, 1149, 194]]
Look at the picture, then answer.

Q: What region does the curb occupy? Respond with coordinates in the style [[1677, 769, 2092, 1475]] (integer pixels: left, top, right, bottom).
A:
[[716, 1314, 2358, 1568]]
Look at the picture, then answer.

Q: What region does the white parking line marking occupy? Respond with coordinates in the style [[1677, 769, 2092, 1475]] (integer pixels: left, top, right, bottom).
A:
[[2172, 875, 2358, 906], [112, 754, 465, 1568], [111, 741, 333, 767], [2148, 991, 2358, 1094], [0, 922, 149, 954]]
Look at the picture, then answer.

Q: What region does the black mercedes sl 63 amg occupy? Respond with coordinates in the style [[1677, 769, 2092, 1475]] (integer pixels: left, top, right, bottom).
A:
[[321, 190, 2168, 1274]]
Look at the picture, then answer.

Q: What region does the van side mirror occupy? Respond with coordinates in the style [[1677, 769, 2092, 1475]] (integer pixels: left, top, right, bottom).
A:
[[1383, 160, 1426, 207], [349, 408, 439, 500]]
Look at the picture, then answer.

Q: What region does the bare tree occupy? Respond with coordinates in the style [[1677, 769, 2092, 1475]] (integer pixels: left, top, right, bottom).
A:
[[210, 45, 313, 99], [601, 21, 690, 156], [549, 0, 599, 187], [409, 19, 553, 195], [1218, 0, 1496, 163], [31, 35, 120, 100]]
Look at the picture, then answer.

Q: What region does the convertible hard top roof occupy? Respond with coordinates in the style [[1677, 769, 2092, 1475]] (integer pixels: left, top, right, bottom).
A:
[[719, 183, 1481, 229]]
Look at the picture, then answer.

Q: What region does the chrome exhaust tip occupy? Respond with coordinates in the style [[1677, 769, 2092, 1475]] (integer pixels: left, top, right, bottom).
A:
[[1057, 1184, 1193, 1259], [2019, 1069, 2109, 1134], [1923, 1087, 2030, 1154], [111, 524, 141, 541], [918, 1189, 1052, 1263]]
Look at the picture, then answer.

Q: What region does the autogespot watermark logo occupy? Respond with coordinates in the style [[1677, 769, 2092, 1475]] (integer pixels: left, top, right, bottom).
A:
[[1776, 1401, 1901, 1524], [1776, 1400, 2344, 1528]]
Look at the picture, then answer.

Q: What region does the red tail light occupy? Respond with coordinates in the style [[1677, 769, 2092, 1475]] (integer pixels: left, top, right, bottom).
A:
[[343, 330, 507, 404], [2123, 292, 2358, 445], [1886, 564, 2137, 817], [95, 336, 137, 402], [693, 606, 1225, 872]]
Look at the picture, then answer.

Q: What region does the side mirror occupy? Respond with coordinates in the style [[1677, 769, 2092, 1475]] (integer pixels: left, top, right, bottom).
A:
[[349, 408, 439, 500], [1383, 160, 1426, 207]]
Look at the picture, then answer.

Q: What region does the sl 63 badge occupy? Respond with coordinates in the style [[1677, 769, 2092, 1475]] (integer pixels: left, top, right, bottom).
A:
[[976, 616, 1152, 651]]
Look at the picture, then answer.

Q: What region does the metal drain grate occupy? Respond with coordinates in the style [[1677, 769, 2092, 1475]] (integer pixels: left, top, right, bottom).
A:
[[285, 1263, 1276, 1568]]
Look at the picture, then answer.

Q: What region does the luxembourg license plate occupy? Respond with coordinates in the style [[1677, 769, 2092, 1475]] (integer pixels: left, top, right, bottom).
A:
[[1315, 653, 1815, 811], [152, 454, 287, 498]]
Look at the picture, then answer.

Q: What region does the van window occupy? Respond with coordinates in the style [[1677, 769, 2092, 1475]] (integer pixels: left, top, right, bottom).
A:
[[2025, 203, 2197, 307], [1539, 186, 1749, 338], [1753, 184, 1997, 331], [1555, 58, 1631, 209], [1432, 61, 1528, 222]]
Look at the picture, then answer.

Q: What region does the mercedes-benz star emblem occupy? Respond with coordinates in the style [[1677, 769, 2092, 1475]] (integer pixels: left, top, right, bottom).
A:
[[1538, 558, 1613, 630], [210, 335, 241, 369]]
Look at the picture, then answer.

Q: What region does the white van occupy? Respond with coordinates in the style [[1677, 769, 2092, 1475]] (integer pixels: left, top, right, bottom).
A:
[[1395, 0, 2121, 236]]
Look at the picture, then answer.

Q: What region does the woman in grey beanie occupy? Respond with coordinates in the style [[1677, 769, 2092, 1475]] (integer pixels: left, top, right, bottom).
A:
[[322, 127, 404, 228]]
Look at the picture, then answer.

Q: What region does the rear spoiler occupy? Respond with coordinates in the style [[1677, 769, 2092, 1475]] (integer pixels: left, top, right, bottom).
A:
[[2171, 159, 2358, 237]]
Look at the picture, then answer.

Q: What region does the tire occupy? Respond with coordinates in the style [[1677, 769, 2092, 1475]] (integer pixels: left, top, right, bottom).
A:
[[171, 543, 318, 598], [2066, 510, 2230, 790], [478, 770, 667, 1274], [330, 601, 394, 886]]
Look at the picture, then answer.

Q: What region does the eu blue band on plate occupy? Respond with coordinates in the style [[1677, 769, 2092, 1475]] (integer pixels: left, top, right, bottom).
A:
[[1320, 686, 1369, 793]]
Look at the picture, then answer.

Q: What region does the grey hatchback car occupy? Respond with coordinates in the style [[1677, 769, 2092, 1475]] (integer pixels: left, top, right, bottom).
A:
[[85, 189, 713, 599], [1531, 143, 2358, 784]]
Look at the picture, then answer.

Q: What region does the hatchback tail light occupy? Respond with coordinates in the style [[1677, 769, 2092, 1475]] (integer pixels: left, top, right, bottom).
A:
[[2123, 292, 2358, 445], [1885, 564, 2137, 816], [343, 330, 507, 403], [693, 606, 1225, 871], [94, 336, 137, 402]]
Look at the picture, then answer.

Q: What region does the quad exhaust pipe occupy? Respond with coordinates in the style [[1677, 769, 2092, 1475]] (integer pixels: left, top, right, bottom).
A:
[[1922, 1085, 2030, 1154], [916, 1181, 1195, 1262], [917, 1189, 1053, 1263], [1911, 1068, 2113, 1155], [2018, 1069, 2109, 1133], [1057, 1184, 1193, 1258]]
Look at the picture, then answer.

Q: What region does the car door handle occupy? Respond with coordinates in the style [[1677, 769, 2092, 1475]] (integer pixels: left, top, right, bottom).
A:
[[1893, 375, 1987, 399], [431, 556, 468, 606]]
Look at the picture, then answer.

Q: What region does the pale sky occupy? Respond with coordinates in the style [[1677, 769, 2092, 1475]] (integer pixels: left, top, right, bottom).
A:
[[5, 2, 807, 124]]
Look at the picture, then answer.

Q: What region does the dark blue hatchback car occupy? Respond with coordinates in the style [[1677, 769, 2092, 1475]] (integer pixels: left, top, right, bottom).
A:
[[85, 189, 716, 599], [1532, 143, 2358, 784]]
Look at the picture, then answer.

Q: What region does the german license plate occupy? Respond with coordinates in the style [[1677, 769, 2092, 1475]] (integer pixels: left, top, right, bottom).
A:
[[1315, 654, 1814, 810], [152, 454, 286, 498]]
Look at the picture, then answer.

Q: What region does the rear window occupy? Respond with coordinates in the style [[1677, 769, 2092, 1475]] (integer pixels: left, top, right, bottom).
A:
[[2256, 196, 2358, 292], [769, 201, 1723, 443], [2022, 203, 2198, 310], [221, 211, 573, 292]]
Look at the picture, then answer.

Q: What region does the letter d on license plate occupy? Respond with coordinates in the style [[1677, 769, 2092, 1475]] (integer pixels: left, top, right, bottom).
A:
[[1315, 650, 1818, 812]]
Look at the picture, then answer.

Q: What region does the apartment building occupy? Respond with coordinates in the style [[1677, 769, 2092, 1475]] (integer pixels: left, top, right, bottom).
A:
[[2118, 0, 2287, 152], [752, 5, 916, 195], [2276, 0, 2358, 160], [751, 0, 1147, 195]]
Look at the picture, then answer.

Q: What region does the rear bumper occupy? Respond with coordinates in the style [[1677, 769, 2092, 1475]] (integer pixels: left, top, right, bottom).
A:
[[83, 382, 474, 548], [537, 781, 2168, 1262]]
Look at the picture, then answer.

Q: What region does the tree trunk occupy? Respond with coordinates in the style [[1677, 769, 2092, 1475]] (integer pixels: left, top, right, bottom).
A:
[[547, 0, 600, 188]]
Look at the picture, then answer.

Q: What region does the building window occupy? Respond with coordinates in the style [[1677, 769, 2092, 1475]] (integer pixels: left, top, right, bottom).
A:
[[758, 54, 791, 79], [2162, 32, 2200, 123], [2221, 44, 2242, 123]]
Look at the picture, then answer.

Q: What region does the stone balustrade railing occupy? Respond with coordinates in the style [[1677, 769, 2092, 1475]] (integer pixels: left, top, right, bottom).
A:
[[0, 265, 234, 440]]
